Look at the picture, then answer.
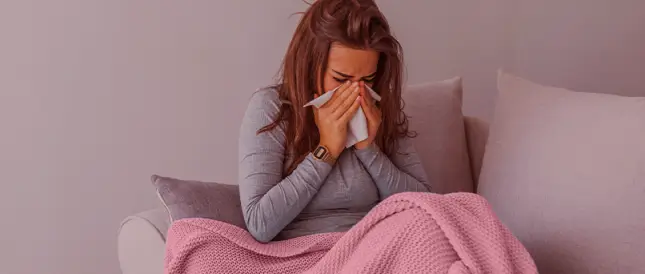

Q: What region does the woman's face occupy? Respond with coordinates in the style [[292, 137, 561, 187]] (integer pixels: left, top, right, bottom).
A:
[[321, 43, 379, 94]]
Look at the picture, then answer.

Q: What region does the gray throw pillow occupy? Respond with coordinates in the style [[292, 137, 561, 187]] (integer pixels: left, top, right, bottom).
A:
[[151, 175, 246, 229]]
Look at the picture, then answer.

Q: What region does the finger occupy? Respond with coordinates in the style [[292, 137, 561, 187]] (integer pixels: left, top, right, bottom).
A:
[[359, 81, 371, 101], [361, 82, 376, 109], [332, 83, 361, 117], [323, 81, 352, 108], [370, 106, 382, 123], [362, 91, 381, 120], [359, 94, 374, 120], [331, 82, 359, 112], [358, 87, 373, 117], [313, 106, 320, 122], [330, 81, 359, 110], [339, 96, 362, 123], [335, 80, 354, 96], [359, 92, 369, 110], [329, 81, 356, 109]]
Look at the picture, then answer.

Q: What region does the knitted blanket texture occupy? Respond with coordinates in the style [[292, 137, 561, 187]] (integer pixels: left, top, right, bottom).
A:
[[164, 192, 537, 274]]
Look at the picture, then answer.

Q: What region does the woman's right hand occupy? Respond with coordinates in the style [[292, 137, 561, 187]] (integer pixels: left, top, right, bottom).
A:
[[313, 81, 362, 158]]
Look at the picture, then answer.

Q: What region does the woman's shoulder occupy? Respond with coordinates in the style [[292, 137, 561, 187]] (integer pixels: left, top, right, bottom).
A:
[[246, 86, 284, 114], [249, 85, 283, 104]]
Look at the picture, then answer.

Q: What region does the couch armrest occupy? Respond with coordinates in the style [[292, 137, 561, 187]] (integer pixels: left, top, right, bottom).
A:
[[118, 208, 170, 274], [464, 116, 489, 188]]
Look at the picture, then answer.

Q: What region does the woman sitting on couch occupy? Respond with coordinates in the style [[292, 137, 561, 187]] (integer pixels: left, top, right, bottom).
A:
[[238, 0, 430, 243]]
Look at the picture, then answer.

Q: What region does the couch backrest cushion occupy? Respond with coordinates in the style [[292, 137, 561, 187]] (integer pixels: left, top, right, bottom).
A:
[[478, 70, 645, 273], [403, 77, 474, 193], [463, 116, 490, 186]]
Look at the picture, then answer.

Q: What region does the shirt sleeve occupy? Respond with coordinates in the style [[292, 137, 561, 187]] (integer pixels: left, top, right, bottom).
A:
[[354, 137, 430, 199], [238, 89, 333, 243]]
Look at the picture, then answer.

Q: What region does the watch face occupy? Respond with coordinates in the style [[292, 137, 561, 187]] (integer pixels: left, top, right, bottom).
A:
[[313, 146, 328, 159]]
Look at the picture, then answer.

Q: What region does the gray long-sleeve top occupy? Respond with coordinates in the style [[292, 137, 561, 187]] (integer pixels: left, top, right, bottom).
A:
[[238, 88, 430, 243]]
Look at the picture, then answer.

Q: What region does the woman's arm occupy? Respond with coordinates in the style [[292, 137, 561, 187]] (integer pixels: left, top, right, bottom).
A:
[[354, 137, 430, 199], [238, 89, 333, 243]]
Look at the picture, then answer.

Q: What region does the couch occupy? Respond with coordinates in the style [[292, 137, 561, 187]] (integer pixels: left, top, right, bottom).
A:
[[118, 72, 645, 273], [117, 115, 490, 274]]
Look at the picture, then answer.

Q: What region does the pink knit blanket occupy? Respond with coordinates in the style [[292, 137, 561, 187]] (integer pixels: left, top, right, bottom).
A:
[[164, 192, 537, 274]]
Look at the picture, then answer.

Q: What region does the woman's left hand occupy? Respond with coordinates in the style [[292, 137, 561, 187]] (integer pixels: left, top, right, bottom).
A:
[[354, 81, 382, 150]]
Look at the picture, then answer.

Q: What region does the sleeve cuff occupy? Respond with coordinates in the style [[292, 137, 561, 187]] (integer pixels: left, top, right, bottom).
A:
[[354, 143, 381, 158], [304, 153, 335, 171]]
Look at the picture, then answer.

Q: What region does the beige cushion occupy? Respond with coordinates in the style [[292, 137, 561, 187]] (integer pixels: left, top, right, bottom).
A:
[[403, 77, 474, 194], [478, 71, 645, 273]]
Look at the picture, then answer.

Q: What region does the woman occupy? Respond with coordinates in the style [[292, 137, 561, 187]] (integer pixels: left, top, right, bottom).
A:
[[238, 0, 430, 243]]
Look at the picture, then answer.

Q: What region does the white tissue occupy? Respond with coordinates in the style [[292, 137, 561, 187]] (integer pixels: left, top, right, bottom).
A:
[[303, 84, 381, 148]]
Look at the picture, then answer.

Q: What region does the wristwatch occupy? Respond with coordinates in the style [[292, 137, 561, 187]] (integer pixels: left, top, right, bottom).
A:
[[312, 145, 337, 165]]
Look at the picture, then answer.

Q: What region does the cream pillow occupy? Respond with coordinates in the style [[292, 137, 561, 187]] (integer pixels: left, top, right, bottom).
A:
[[403, 77, 474, 194], [478, 71, 645, 273]]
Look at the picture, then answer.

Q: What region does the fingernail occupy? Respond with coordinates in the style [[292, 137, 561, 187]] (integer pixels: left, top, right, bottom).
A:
[[357, 96, 362, 101]]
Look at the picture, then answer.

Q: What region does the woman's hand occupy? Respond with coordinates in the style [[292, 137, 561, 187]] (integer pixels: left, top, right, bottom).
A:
[[314, 81, 362, 158], [354, 81, 382, 150]]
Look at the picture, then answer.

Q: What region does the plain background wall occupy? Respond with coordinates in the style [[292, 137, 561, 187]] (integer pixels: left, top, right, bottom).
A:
[[1, 1, 644, 273], [508, 0, 645, 98], [377, 0, 514, 119]]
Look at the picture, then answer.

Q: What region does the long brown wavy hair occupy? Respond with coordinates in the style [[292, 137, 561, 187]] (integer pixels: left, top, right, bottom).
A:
[[260, 0, 411, 174]]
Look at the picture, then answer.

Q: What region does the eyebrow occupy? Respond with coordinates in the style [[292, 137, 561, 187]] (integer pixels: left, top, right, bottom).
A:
[[332, 69, 377, 79]]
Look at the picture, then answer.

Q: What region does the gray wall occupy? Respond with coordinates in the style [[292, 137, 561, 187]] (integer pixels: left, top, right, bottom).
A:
[[1, 0, 644, 273]]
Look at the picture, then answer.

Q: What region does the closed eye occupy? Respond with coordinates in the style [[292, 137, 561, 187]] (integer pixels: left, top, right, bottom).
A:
[[331, 69, 377, 84], [333, 77, 349, 84], [333, 77, 376, 84]]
